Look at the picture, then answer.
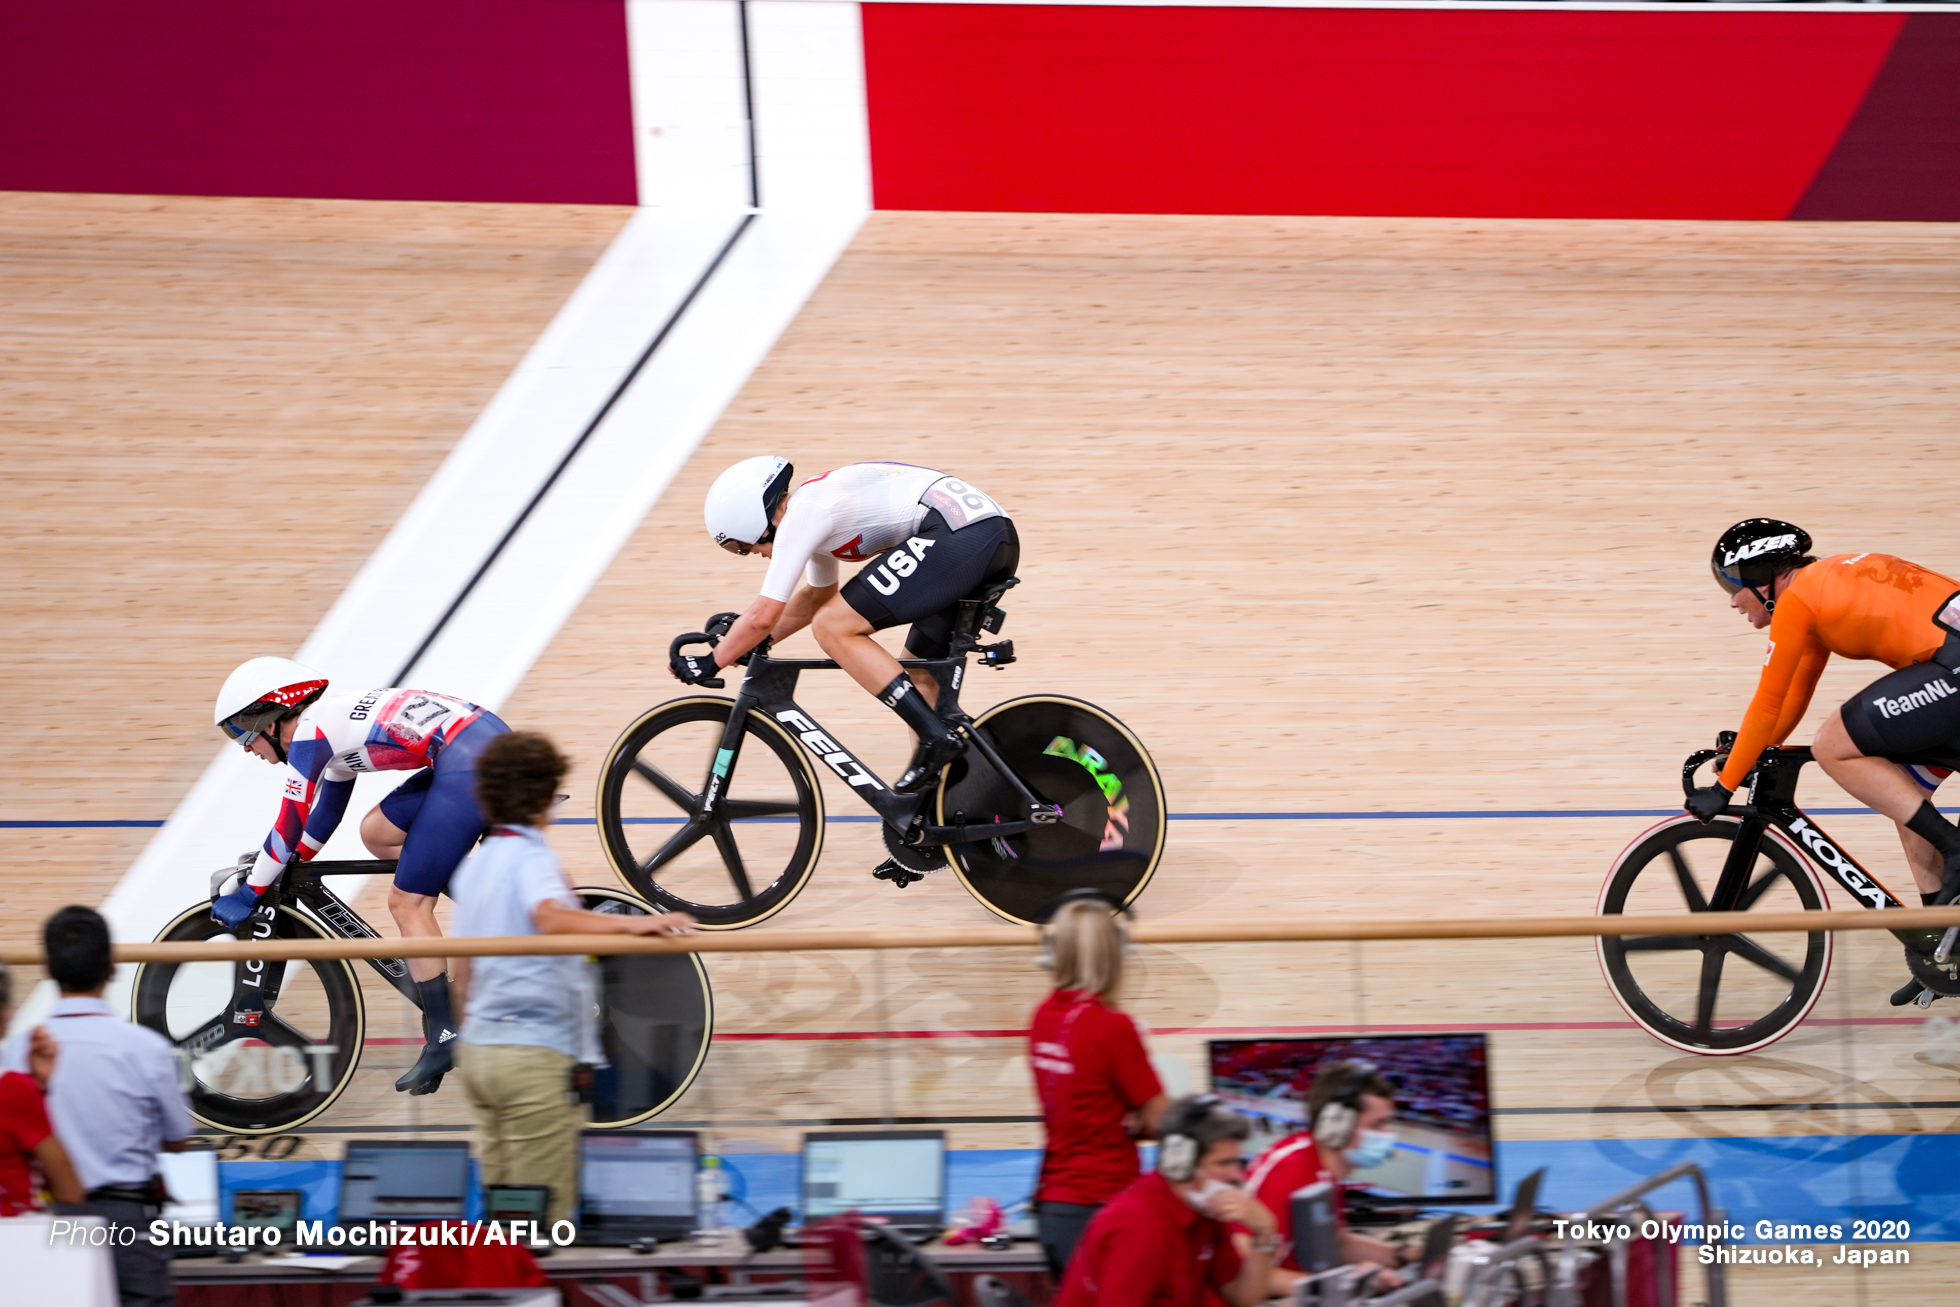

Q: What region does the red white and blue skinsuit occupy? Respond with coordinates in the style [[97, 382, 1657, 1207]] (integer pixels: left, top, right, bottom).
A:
[[245, 688, 509, 897]]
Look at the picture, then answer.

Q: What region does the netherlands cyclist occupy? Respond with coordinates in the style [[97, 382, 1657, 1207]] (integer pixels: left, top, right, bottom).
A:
[[674, 457, 1018, 799], [1685, 519, 1960, 1003], [211, 657, 509, 1094]]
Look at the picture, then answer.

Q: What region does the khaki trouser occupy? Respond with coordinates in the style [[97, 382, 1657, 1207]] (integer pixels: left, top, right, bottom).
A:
[[456, 1041, 582, 1228]]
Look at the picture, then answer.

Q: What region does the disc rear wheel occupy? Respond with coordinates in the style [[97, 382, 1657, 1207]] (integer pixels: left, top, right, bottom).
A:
[[575, 888, 714, 1127], [939, 695, 1165, 924]]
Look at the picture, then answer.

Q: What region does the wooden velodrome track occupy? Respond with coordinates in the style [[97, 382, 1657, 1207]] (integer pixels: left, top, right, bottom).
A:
[[6, 192, 1960, 1299]]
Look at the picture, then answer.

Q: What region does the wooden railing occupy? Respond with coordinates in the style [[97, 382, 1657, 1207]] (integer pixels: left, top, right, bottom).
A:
[[5, 906, 1960, 965]]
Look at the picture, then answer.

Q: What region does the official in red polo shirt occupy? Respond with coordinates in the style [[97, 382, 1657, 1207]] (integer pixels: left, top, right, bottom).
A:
[[1029, 892, 1168, 1274], [1246, 1061, 1409, 1294], [1056, 1095, 1279, 1307]]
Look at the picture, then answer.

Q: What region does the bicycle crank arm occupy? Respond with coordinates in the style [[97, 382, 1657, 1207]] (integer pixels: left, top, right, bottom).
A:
[[1939, 926, 1960, 966], [918, 819, 1036, 845]]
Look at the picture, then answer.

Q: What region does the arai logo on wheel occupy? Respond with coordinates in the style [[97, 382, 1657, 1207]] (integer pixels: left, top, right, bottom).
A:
[[1044, 736, 1130, 852], [1786, 817, 1888, 908]]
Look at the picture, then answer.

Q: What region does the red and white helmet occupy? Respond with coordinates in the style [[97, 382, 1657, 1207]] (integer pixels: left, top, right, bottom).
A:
[[214, 656, 328, 745]]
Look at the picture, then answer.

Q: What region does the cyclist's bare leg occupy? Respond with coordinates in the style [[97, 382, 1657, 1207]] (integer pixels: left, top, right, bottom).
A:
[[387, 887, 446, 983], [361, 805, 407, 860], [1813, 712, 1927, 821], [1897, 825, 1945, 897], [361, 808, 447, 980], [811, 594, 904, 697]]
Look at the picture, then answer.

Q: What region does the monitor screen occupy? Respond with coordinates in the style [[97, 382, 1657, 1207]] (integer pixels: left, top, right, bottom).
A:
[[338, 1141, 472, 1222], [159, 1150, 220, 1226], [801, 1131, 945, 1223], [231, 1189, 304, 1239], [579, 1131, 697, 1233], [1208, 1033, 1495, 1203]]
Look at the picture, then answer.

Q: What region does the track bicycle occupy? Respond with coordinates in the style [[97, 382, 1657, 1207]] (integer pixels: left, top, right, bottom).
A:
[[1597, 731, 1957, 1055], [595, 577, 1167, 928], [130, 859, 712, 1135]]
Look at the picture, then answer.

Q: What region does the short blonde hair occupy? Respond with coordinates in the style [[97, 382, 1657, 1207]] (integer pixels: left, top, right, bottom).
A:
[[1046, 899, 1128, 1000]]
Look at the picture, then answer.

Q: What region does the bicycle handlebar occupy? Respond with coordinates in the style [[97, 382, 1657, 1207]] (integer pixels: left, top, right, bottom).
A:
[[1681, 749, 1724, 799], [668, 630, 725, 689]]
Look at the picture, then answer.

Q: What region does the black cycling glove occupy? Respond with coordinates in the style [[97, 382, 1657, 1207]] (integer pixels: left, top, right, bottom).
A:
[[1685, 783, 1732, 824], [671, 649, 724, 687]]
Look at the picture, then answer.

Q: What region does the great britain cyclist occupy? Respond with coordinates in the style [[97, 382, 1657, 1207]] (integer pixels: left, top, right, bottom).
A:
[[676, 457, 1018, 801], [1686, 520, 1960, 1004], [210, 657, 508, 1094]]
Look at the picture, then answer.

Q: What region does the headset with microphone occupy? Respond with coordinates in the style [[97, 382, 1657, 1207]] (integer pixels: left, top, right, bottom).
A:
[[1156, 1093, 1222, 1183], [1034, 887, 1133, 970], [1310, 1060, 1380, 1152]]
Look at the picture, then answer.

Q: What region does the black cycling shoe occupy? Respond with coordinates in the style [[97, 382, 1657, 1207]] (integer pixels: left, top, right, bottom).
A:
[[894, 730, 967, 794], [394, 1032, 456, 1095], [1891, 977, 1929, 1007]]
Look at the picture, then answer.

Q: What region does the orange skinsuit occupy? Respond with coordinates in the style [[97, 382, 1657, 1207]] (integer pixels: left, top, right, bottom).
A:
[[1719, 554, 1960, 792]]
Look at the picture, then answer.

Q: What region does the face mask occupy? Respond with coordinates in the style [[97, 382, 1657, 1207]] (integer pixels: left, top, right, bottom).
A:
[[1344, 1129, 1397, 1171], [1179, 1178, 1234, 1213]]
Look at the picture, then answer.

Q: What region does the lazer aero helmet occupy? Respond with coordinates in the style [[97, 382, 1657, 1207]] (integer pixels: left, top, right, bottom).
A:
[[703, 456, 795, 552], [214, 656, 328, 756], [1711, 518, 1812, 611]]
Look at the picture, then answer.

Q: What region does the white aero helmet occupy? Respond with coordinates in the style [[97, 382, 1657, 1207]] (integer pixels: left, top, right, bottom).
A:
[[215, 656, 329, 746], [704, 456, 795, 550]]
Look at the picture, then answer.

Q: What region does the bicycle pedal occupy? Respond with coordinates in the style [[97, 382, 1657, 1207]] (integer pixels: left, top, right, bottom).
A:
[[872, 859, 925, 889], [1917, 988, 1941, 1010]]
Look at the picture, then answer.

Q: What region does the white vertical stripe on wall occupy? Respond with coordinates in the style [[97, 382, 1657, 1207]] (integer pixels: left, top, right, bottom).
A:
[[626, 0, 756, 208], [748, 1, 874, 211]]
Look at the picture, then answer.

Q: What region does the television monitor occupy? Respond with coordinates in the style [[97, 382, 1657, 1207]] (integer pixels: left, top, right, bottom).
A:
[[158, 1149, 220, 1226], [578, 1130, 697, 1244], [1208, 1033, 1495, 1203], [337, 1140, 472, 1223], [800, 1130, 946, 1233]]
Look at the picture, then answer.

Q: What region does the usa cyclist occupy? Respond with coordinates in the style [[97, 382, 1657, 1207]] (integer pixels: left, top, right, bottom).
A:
[[1685, 520, 1960, 1003], [211, 657, 509, 1093], [676, 457, 1019, 797]]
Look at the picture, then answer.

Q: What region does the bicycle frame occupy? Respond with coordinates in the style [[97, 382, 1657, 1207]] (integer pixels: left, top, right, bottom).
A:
[[1698, 744, 1925, 945], [259, 859, 421, 1007], [708, 647, 1061, 849]]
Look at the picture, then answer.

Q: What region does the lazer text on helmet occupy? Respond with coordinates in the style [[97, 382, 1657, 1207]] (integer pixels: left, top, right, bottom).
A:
[[1725, 535, 1798, 567]]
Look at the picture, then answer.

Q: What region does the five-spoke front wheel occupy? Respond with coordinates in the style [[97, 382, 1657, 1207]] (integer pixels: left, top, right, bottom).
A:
[[1598, 815, 1832, 1055], [596, 696, 824, 928]]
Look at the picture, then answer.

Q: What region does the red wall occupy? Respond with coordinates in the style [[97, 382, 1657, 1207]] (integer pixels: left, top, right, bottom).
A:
[[863, 5, 1930, 219], [0, 0, 635, 205]]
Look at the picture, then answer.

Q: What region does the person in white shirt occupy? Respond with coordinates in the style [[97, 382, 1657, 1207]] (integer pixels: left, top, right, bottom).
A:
[[450, 732, 693, 1228], [681, 458, 1019, 794], [0, 907, 194, 1307]]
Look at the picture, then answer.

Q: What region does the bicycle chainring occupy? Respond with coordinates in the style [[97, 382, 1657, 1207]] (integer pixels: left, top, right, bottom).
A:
[[1904, 945, 1960, 997], [882, 822, 948, 875]]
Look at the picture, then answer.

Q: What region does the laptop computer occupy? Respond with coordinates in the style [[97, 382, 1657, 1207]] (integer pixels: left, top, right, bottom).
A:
[[230, 1189, 304, 1244], [1288, 1180, 1342, 1273], [578, 1130, 698, 1245], [159, 1150, 223, 1259], [800, 1130, 946, 1240], [337, 1140, 472, 1224], [1502, 1167, 1546, 1242], [485, 1185, 552, 1226]]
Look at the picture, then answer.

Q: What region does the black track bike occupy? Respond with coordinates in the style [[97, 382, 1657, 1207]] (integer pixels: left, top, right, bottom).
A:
[[595, 578, 1166, 928], [131, 859, 712, 1135], [1597, 731, 1955, 1055]]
